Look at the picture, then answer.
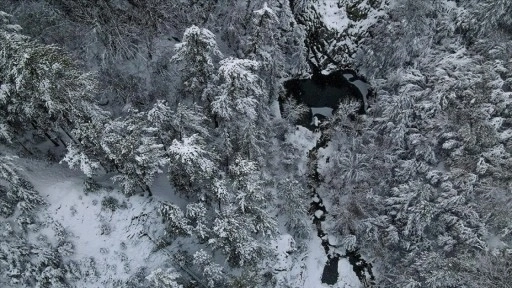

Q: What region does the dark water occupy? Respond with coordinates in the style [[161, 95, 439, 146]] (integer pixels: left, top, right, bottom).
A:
[[347, 250, 375, 285], [282, 69, 372, 127], [321, 257, 340, 285], [288, 79, 355, 108]]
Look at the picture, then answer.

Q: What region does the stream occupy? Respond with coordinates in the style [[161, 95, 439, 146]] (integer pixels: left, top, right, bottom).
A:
[[306, 123, 375, 286], [287, 1, 377, 285], [282, 68, 375, 287]]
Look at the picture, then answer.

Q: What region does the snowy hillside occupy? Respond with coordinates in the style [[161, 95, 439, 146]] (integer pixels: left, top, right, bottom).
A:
[[17, 159, 170, 287]]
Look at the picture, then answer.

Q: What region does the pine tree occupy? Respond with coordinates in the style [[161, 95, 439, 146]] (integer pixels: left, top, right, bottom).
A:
[[146, 268, 183, 288], [206, 57, 268, 160], [101, 112, 167, 195], [0, 11, 106, 148], [1, 10, 109, 175], [159, 202, 192, 237], [171, 25, 222, 104], [192, 250, 225, 287], [146, 99, 216, 195], [0, 159, 72, 288], [168, 134, 216, 194], [186, 203, 210, 240], [277, 178, 310, 238], [209, 210, 264, 267], [0, 155, 44, 218], [207, 156, 276, 267], [60, 145, 101, 178], [246, 2, 284, 103], [473, 0, 512, 36]]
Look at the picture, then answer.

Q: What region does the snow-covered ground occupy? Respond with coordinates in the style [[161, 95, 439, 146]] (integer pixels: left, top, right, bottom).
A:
[[315, 0, 350, 31], [337, 258, 361, 288], [314, 0, 387, 35], [19, 159, 169, 287], [285, 126, 320, 175], [312, 107, 335, 120]]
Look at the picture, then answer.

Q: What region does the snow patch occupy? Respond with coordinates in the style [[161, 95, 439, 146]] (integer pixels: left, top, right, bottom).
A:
[[337, 258, 361, 288], [315, 0, 350, 32], [286, 126, 321, 175], [315, 210, 325, 218], [20, 160, 169, 287], [311, 107, 334, 120]]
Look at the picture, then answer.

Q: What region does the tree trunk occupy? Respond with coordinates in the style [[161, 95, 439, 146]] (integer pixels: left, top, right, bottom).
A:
[[18, 141, 33, 155], [31, 122, 60, 146], [145, 184, 153, 197], [44, 131, 60, 147], [59, 137, 68, 148], [61, 126, 78, 144]]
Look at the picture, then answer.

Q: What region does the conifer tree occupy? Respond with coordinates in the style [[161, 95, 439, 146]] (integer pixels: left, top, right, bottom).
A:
[[206, 57, 268, 160], [146, 268, 183, 288], [247, 2, 284, 103], [0, 155, 44, 218], [0, 11, 107, 148], [171, 25, 222, 104], [101, 111, 167, 195]]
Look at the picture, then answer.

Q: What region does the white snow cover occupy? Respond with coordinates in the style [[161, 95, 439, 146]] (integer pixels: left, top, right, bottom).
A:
[[337, 258, 361, 288], [315, 0, 350, 31], [314, 0, 387, 34], [286, 236, 362, 287], [9, 125, 362, 287], [311, 107, 334, 120], [285, 126, 320, 175], [343, 73, 371, 110], [278, 127, 362, 287], [20, 159, 169, 287]]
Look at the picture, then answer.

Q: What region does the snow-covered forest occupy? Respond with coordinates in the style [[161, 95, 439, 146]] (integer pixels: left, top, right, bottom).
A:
[[1, 0, 511, 287]]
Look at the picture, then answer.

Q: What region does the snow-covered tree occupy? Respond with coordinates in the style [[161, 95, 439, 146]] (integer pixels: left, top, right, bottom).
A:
[[209, 58, 261, 121], [146, 100, 208, 145], [280, 97, 309, 124], [146, 267, 183, 288], [171, 25, 222, 104], [206, 58, 269, 160], [192, 249, 225, 287], [277, 178, 310, 238], [1, 10, 110, 178], [169, 103, 210, 141], [186, 203, 210, 240], [0, 11, 106, 149], [159, 202, 192, 237], [228, 157, 275, 232], [101, 112, 167, 195], [0, 155, 44, 218], [145, 99, 217, 195], [0, 155, 75, 288], [60, 144, 102, 178], [356, 0, 464, 78], [208, 210, 265, 267], [206, 156, 276, 267], [168, 134, 216, 194], [246, 2, 284, 103], [473, 0, 512, 36]]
